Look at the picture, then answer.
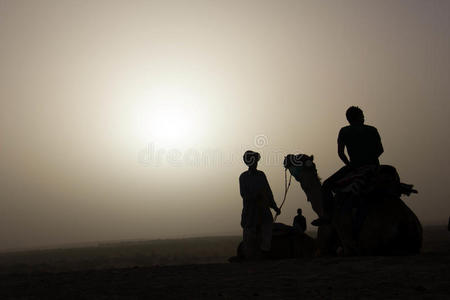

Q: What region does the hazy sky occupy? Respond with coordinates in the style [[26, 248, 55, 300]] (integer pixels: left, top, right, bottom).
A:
[[1, 0, 449, 250]]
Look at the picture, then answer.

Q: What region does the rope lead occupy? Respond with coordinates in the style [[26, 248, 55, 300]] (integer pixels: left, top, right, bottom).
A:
[[274, 168, 292, 222]]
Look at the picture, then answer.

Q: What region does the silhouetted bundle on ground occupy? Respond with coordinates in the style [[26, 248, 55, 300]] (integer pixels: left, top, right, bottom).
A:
[[230, 223, 316, 262]]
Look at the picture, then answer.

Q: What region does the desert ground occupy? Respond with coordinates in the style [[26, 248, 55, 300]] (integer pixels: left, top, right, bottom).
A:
[[0, 225, 449, 299]]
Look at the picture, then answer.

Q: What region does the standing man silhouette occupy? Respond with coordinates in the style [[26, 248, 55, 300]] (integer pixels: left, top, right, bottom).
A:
[[239, 150, 281, 258]]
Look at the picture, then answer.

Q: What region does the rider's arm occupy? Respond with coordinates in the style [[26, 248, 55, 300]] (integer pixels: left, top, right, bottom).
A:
[[337, 128, 351, 167], [374, 128, 384, 158], [338, 140, 351, 166]]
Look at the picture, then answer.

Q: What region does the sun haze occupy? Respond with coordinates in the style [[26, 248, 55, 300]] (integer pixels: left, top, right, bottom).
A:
[[0, 0, 449, 250]]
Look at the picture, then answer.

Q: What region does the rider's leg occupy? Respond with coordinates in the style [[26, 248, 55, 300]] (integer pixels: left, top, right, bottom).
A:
[[312, 166, 352, 226]]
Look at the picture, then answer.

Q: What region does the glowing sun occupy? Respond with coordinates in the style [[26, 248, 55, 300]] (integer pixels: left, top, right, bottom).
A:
[[132, 84, 207, 148], [140, 106, 198, 146]]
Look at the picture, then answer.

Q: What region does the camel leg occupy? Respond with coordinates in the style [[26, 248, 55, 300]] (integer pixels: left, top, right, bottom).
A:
[[333, 207, 358, 256]]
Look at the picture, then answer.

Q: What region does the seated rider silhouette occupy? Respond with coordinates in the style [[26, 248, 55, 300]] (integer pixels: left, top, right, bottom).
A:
[[315, 106, 384, 226]]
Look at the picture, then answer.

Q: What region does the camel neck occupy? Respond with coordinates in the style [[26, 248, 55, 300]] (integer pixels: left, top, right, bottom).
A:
[[303, 176, 323, 203]]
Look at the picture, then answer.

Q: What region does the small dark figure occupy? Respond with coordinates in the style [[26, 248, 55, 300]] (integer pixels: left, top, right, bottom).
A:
[[239, 150, 281, 258], [293, 208, 307, 233]]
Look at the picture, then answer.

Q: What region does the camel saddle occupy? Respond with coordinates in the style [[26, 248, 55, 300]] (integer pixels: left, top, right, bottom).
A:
[[334, 165, 417, 199]]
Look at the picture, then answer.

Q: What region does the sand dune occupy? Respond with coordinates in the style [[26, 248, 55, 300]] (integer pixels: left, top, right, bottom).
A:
[[1, 226, 449, 299]]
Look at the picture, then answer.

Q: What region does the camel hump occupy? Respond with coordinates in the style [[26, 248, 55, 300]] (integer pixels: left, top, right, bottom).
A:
[[378, 165, 400, 182], [378, 165, 418, 196]]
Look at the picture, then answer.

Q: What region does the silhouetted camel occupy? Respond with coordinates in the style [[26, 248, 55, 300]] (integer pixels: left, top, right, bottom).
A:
[[286, 154, 422, 256]]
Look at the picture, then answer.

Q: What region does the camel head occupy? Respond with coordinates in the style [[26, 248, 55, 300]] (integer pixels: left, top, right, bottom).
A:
[[284, 154, 320, 191]]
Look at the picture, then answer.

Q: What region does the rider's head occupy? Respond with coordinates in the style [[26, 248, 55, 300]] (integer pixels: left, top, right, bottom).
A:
[[297, 208, 302, 215], [243, 150, 260, 169], [346, 106, 364, 125]]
